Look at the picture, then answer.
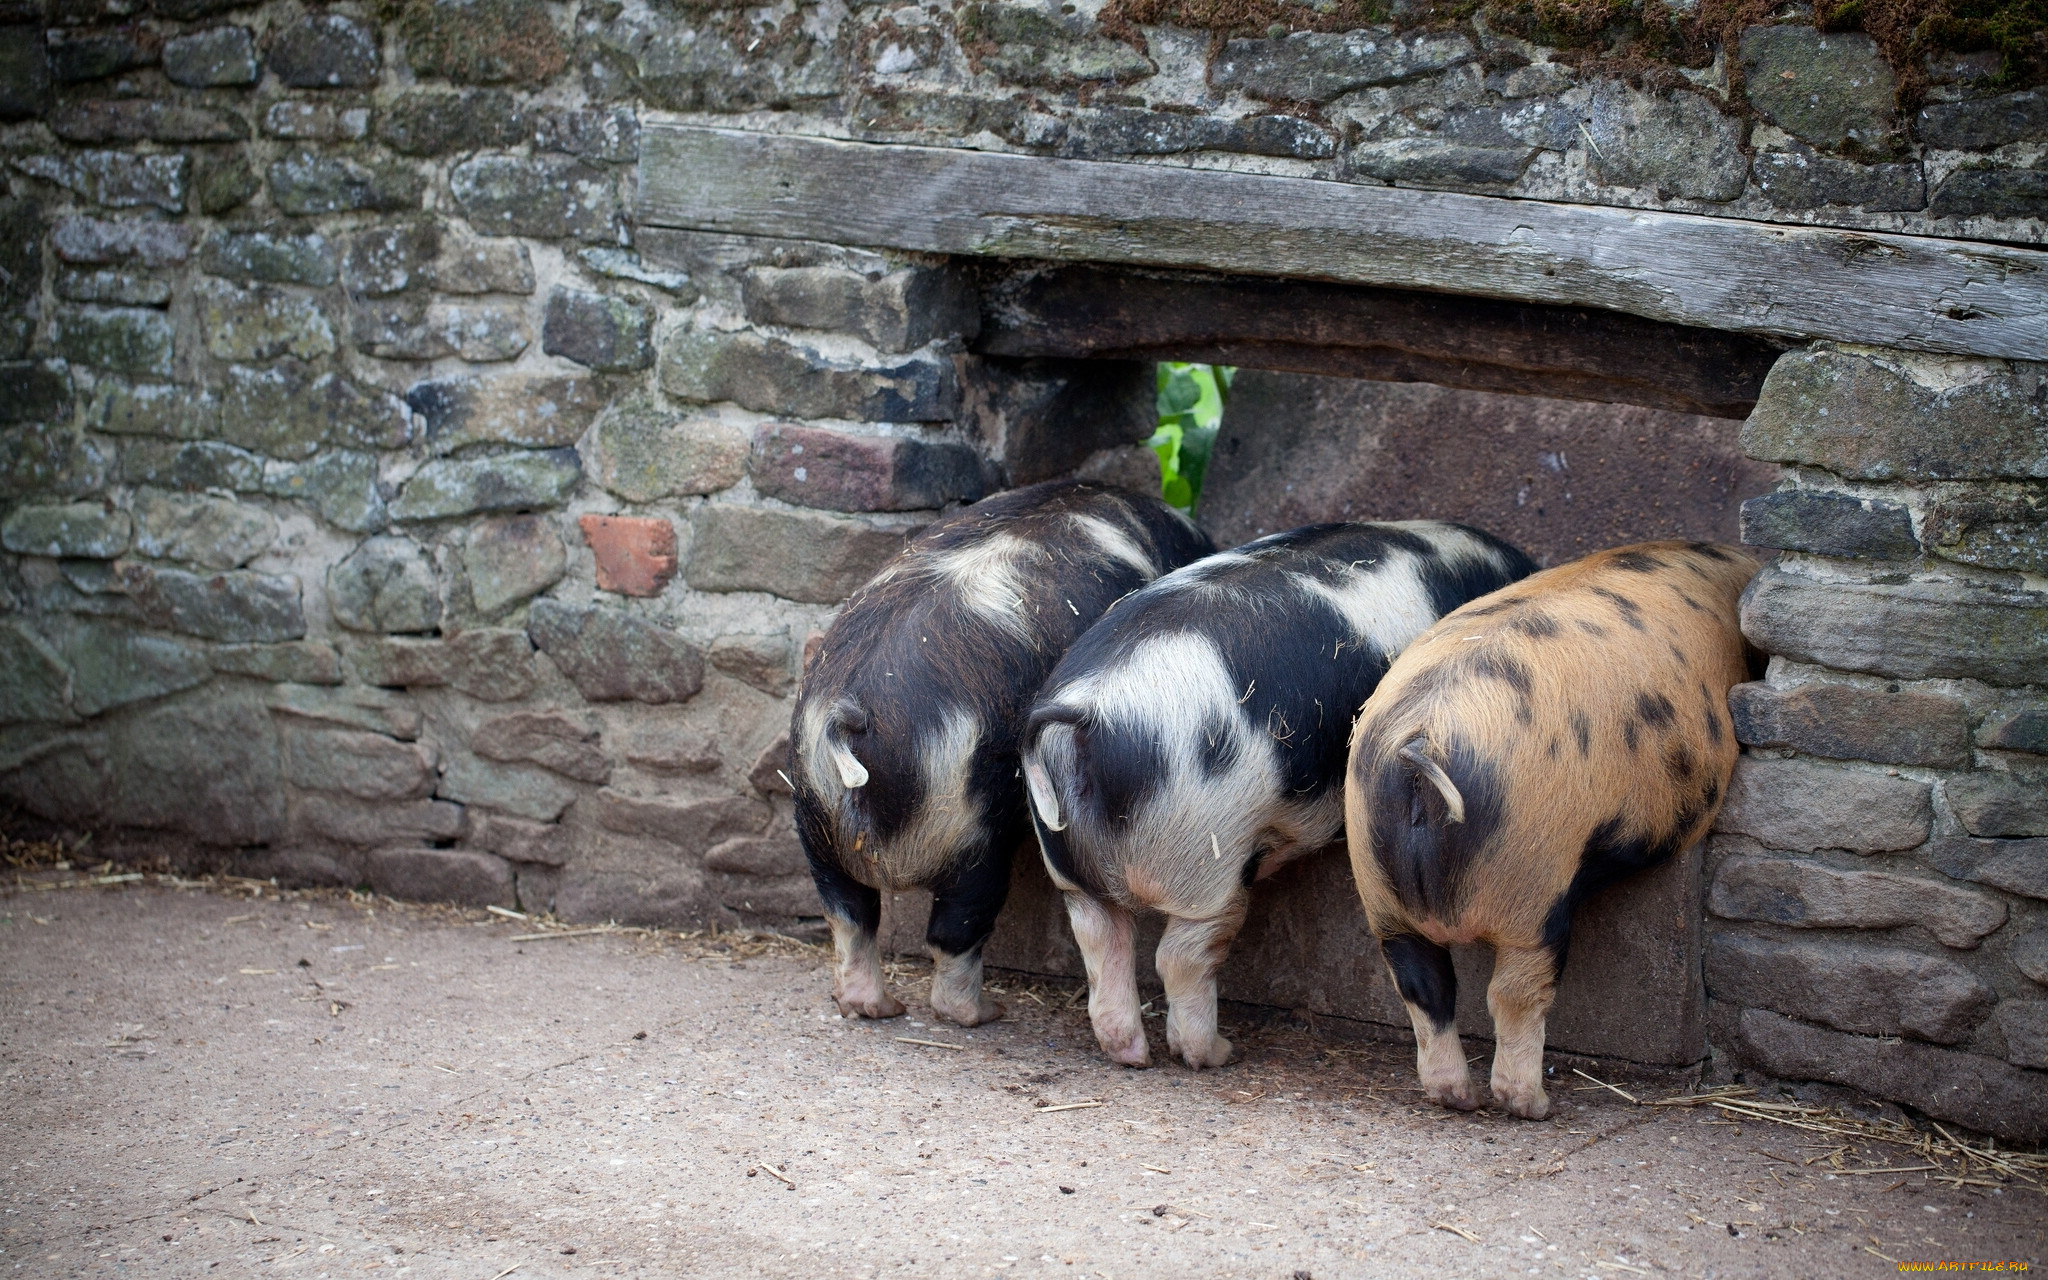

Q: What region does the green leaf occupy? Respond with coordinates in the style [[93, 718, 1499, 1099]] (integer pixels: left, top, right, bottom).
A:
[[1159, 371, 1202, 415], [1150, 362, 1234, 512]]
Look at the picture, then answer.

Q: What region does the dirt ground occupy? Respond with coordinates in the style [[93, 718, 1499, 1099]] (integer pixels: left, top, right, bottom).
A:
[[2, 876, 2041, 1280]]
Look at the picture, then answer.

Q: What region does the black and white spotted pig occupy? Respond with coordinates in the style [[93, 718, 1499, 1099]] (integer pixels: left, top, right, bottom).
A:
[[1019, 522, 1534, 1069], [1344, 541, 1759, 1119], [790, 481, 1214, 1027]]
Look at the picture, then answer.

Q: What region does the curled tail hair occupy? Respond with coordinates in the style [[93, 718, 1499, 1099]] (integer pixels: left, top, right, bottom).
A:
[[822, 701, 870, 790], [1398, 737, 1465, 825], [1021, 705, 1086, 832]]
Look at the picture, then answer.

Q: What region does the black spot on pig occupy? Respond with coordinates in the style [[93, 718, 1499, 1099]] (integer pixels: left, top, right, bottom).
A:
[[1610, 551, 1666, 573], [1239, 848, 1267, 887], [925, 841, 1015, 957], [1382, 933, 1458, 1031], [1367, 736, 1506, 919], [1636, 691, 1676, 729], [1572, 712, 1592, 757], [1544, 809, 1699, 968], [1511, 612, 1560, 639], [1075, 715, 1170, 828], [1421, 540, 1538, 619], [1592, 588, 1648, 631], [1032, 808, 1098, 898], [1470, 651, 1534, 698]]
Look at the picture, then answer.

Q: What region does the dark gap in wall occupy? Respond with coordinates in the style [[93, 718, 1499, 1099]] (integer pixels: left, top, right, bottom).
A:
[[1196, 371, 1783, 567]]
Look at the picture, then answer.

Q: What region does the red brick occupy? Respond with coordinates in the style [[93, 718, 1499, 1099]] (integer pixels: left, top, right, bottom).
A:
[[749, 423, 985, 512], [578, 514, 677, 597]]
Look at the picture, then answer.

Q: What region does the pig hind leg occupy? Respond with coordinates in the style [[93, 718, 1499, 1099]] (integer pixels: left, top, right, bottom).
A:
[[1157, 903, 1247, 1070], [808, 848, 905, 1020], [1382, 933, 1478, 1110], [1486, 943, 1558, 1120], [1064, 892, 1149, 1067], [924, 846, 1013, 1027]]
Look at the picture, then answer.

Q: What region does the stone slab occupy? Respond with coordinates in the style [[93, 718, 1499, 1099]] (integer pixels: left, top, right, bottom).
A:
[[978, 263, 1779, 419], [1197, 370, 1778, 567], [1737, 1008, 2048, 1143], [638, 126, 2048, 361], [884, 840, 1707, 1066]]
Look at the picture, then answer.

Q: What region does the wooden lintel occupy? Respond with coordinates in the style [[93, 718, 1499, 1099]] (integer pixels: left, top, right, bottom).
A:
[[636, 125, 2048, 363], [974, 265, 1783, 418]]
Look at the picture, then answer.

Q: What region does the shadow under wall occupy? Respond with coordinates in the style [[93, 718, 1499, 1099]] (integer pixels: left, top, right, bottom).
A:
[[882, 840, 1706, 1067], [1198, 371, 1784, 566]]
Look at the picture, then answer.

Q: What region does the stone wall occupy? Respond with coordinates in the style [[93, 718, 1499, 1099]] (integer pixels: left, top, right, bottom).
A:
[[0, 0, 1164, 925], [0, 0, 2043, 1137], [1711, 345, 2047, 1142]]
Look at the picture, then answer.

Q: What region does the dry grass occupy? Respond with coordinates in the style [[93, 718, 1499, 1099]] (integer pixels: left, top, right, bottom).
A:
[[1643, 1084, 2048, 1193], [3, 833, 87, 871]]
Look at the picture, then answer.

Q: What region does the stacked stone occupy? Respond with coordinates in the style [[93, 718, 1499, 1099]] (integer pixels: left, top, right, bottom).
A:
[[828, 5, 2042, 238], [0, 0, 1166, 926], [1708, 344, 2047, 1139]]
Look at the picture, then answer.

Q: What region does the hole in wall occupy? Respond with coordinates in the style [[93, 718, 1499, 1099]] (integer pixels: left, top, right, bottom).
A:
[[975, 262, 1787, 565], [1193, 371, 1784, 567]]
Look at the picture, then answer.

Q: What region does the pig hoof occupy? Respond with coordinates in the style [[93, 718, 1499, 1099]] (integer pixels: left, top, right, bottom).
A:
[[1177, 1036, 1233, 1071], [933, 995, 1005, 1027], [1493, 1084, 1550, 1120], [836, 991, 907, 1020], [1426, 1079, 1481, 1111], [1098, 1030, 1152, 1068]]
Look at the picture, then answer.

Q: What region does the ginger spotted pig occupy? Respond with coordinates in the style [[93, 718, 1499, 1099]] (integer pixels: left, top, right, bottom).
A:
[[1021, 522, 1534, 1069], [790, 481, 1213, 1027], [1344, 541, 1760, 1119]]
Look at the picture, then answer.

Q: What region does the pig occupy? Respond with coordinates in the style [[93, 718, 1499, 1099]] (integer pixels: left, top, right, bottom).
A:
[[790, 480, 1214, 1027], [1343, 541, 1759, 1119], [1020, 522, 1535, 1069]]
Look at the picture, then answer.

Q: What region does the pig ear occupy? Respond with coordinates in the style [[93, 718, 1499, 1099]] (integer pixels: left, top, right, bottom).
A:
[[1022, 756, 1065, 831], [829, 741, 869, 789], [1397, 740, 1465, 825]]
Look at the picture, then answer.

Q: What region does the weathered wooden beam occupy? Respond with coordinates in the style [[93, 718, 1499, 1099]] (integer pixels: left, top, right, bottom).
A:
[[974, 264, 1783, 418], [637, 125, 2048, 362]]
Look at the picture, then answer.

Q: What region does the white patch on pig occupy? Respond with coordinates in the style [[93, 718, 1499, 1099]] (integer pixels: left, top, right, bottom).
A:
[[1291, 551, 1439, 657], [1030, 631, 1284, 917], [877, 703, 984, 887], [796, 698, 841, 799], [924, 532, 1037, 638], [1293, 524, 1514, 657], [1065, 512, 1157, 579], [1153, 551, 1255, 591]]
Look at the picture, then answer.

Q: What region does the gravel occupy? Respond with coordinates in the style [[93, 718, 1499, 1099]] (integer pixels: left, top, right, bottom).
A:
[[2, 881, 2039, 1278]]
